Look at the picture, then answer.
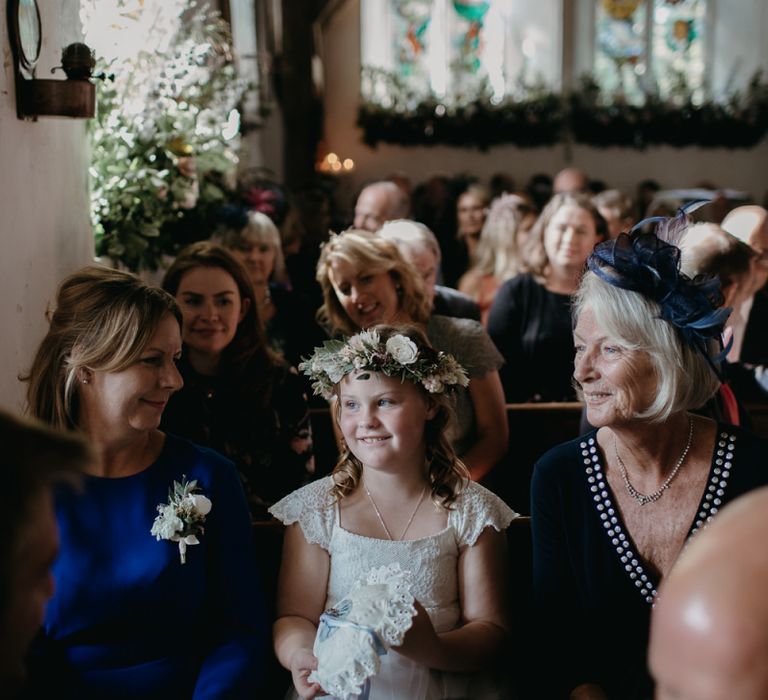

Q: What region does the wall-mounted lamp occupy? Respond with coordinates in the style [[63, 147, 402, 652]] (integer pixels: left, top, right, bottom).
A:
[[316, 152, 355, 175], [7, 0, 97, 120]]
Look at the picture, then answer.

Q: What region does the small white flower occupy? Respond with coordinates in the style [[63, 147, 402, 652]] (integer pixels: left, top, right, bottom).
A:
[[189, 494, 212, 515], [385, 335, 419, 365], [422, 378, 444, 393]]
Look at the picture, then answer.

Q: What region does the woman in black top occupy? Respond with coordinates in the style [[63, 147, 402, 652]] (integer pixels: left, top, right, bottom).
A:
[[161, 242, 314, 520], [488, 192, 607, 402]]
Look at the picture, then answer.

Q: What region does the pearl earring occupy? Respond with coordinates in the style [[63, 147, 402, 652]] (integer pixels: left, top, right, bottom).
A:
[[82, 378, 89, 385]]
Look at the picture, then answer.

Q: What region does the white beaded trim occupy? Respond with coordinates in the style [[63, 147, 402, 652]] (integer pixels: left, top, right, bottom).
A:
[[580, 430, 736, 606]]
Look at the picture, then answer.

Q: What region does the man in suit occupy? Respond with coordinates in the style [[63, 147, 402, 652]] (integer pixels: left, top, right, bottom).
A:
[[378, 219, 481, 321]]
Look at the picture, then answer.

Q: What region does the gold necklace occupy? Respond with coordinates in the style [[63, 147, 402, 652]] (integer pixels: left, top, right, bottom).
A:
[[613, 416, 694, 506], [363, 481, 427, 541]]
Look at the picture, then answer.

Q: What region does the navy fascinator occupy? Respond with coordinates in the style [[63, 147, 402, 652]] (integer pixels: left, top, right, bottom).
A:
[[586, 207, 732, 374]]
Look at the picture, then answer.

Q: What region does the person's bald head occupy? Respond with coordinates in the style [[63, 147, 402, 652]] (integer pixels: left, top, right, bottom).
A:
[[722, 206, 768, 291], [353, 181, 410, 232], [553, 167, 589, 194], [649, 487, 768, 700]]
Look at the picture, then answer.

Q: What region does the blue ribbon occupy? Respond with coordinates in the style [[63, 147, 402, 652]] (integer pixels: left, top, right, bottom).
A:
[[317, 613, 388, 700]]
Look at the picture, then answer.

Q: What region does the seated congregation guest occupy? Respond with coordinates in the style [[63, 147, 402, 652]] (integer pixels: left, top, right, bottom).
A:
[[161, 242, 315, 520], [378, 219, 481, 321], [488, 192, 607, 402], [680, 223, 765, 418], [316, 230, 508, 481], [592, 188, 636, 240], [272, 325, 516, 700], [721, 205, 768, 368], [0, 410, 91, 698], [353, 180, 410, 232], [455, 183, 490, 266], [650, 487, 768, 700], [532, 219, 768, 699], [24, 266, 267, 698], [215, 208, 327, 369], [458, 193, 538, 326]]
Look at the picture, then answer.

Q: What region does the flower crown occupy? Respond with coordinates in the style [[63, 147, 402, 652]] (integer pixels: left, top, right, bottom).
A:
[[587, 208, 731, 373], [299, 329, 469, 400]]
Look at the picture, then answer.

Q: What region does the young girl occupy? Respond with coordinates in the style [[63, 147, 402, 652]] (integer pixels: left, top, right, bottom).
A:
[[270, 324, 516, 699]]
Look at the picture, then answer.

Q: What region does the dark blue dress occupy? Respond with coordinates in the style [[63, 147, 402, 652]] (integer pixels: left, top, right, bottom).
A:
[[531, 424, 768, 699], [34, 434, 267, 699]]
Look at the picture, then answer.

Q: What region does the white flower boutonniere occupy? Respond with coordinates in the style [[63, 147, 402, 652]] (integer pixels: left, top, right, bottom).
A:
[[150, 476, 212, 564]]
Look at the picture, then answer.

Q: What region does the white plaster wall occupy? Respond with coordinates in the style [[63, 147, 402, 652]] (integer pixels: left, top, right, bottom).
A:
[[0, 4, 94, 413], [321, 1, 768, 216]]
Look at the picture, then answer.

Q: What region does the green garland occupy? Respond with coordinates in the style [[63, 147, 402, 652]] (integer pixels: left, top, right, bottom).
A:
[[357, 68, 768, 151]]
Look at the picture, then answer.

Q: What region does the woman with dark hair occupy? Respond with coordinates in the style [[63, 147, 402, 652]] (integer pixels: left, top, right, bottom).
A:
[[24, 265, 266, 698], [161, 242, 314, 520], [487, 192, 608, 402]]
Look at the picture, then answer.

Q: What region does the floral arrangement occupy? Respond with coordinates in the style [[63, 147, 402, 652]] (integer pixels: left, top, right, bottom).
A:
[[150, 476, 212, 564], [82, 0, 249, 271], [299, 329, 469, 400]]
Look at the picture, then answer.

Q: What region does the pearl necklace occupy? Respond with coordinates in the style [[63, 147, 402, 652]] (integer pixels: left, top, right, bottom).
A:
[[613, 416, 694, 506], [364, 481, 426, 541]]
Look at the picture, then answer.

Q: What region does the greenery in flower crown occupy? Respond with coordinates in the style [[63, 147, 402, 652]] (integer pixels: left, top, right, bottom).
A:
[[84, 0, 249, 272], [299, 329, 469, 401]]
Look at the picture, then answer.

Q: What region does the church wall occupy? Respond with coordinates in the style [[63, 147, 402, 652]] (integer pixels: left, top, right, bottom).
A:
[[0, 3, 93, 412]]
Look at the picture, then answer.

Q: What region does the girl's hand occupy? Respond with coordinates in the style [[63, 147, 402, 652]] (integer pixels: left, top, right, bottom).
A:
[[393, 600, 440, 663], [289, 647, 324, 699]]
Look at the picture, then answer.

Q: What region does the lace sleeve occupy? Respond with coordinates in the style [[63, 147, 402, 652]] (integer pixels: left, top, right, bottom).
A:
[[268, 477, 336, 550], [451, 481, 519, 548]]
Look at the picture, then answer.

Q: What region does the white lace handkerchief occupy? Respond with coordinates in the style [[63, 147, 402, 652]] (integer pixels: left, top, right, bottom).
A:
[[308, 563, 417, 699]]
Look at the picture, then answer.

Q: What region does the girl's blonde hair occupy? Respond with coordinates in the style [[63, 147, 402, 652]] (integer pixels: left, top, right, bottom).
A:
[[328, 324, 468, 509], [316, 229, 431, 336], [24, 266, 181, 430]]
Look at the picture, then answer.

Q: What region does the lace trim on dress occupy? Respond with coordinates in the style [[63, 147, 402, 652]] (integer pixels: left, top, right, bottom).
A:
[[268, 477, 336, 549], [308, 563, 417, 699], [453, 481, 519, 548], [581, 429, 736, 605]]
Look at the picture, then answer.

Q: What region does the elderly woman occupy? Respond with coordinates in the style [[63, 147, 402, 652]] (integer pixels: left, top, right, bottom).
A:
[[24, 266, 266, 698], [531, 218, 768, 699], [488, 192, 607, 402], [316, 229, 508, 482], [216, 209, 326, 369]]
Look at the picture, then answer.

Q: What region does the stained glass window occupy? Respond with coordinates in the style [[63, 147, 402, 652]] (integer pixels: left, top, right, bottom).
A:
[[593, 0, 707, 104], [361, 0, 560, 107]]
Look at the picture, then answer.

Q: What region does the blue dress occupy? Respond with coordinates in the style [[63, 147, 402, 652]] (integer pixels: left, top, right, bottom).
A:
[[34, 434, 267, 699]]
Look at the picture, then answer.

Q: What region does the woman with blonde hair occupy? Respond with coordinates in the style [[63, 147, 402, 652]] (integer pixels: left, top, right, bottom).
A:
[[459, 194, 538, 326], [24, 265, 266, 697], [315, 229, 508, 481]]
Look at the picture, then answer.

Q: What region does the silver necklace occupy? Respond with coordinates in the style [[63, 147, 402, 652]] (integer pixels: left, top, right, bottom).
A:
[[613, 416, 694, 506], [364, 481, 426, 540]]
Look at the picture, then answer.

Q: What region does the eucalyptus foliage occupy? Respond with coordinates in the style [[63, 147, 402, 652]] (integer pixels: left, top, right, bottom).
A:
[[85, 1, 247, 271]]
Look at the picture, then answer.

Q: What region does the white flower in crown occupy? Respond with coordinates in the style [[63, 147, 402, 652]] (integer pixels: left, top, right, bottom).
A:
[[385, 334, 419, 365], [422, 377, 445, 393], [350, 328, 380, 352]]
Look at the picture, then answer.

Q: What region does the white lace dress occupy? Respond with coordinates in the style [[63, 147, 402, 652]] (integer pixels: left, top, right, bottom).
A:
[[270, 477, 518, 700]]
